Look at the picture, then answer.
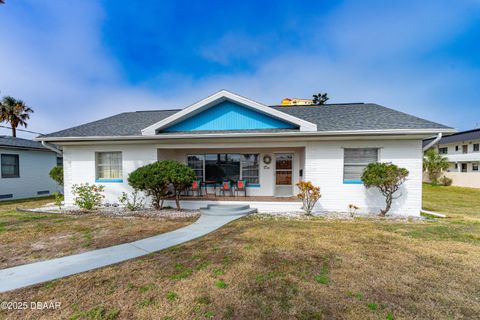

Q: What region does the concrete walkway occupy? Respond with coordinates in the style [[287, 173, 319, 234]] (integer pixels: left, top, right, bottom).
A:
[[0, 214, 244, 293]]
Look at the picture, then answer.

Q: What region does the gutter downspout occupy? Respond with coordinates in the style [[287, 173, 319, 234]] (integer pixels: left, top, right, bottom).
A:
[[41, 141, 62, 155], [422, 133, 442, 151]]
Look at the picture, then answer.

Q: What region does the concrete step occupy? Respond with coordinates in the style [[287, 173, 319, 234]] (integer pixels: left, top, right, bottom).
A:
[[206, 204, 251, 211], [200, 208, 257, 216], [200, 204, 257, 216]]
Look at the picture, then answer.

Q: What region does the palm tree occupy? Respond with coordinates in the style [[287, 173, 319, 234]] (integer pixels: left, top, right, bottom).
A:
[[423, 149, 449, 183], [0, 96, 34, 137], [312, 93, 329, 105]]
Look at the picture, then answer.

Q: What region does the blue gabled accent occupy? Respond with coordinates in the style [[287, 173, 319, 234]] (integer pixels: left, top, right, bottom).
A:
[[164, 101, 297, 132]]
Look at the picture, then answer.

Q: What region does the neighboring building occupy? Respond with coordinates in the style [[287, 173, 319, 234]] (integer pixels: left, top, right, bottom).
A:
[[37, 90, 453, 216], [0, 136, 62, 201], [281, 98, 315, 106], [423, 128, 480, 188], [423, 128, 480, 173]]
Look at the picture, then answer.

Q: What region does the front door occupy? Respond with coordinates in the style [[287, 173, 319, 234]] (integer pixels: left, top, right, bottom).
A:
[[275, 153, 293, 197]]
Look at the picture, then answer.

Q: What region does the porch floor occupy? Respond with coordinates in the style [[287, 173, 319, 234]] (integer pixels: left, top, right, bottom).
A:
[[179, 195, 301, 202]]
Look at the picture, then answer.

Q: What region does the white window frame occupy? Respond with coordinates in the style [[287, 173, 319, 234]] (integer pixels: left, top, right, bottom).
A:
[[343, 148, 379, 184], [95, 151, 123, 182]]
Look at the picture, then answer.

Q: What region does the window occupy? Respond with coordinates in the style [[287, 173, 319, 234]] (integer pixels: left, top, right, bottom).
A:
[[205, 154, 241, 182], [455, 146, 459, 151], [56, 157, 63, 166], [242, 154, 259, 185], [473, 163, 479, 172], [474, 144, 479, 152], [187, 153, 259, 185], [463, 145, 468, 154], [95, 152, 122, 181], [461, 163, 467, 172], [1, 154, 19, 178], [438, 147, 448, 154], [187, 155, 204, 181], [343, 148, 378, 183]]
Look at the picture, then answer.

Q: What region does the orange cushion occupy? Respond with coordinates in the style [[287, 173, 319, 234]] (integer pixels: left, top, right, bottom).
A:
[[192, 181, 198, 189], [237, 181, 244, 189], [223, 182, 230, 189]]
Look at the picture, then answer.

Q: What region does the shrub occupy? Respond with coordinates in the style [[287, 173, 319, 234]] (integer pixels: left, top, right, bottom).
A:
[[361, 162, 409, 216], [439, 175, 453, 186], [128, 162, 169, 209], [296, 181, 321, 215], [118, 190, 145, 211], [52, 192, 64, 209], [72, 183, 105, 210], [128, 160, 195, 210], [348, 204, 359, 218], [160, 160, 196, 209], [423, 149, 449, 183], [49, 165, 64, 186]]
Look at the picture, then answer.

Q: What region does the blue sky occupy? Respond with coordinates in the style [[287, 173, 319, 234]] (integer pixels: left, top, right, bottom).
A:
[[1, 0, 479, 138]]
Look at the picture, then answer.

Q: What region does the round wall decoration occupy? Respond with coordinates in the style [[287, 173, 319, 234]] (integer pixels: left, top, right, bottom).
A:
[[263, 155, 272, 164]]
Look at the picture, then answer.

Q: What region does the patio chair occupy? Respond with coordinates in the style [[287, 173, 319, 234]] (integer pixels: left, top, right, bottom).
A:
[[219, 180, 233, 197], [189, 179, 203, 197], [235, 179, 247, 197]]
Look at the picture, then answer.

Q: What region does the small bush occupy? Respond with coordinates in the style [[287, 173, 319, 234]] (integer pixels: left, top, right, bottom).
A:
[[118, 190, 145, 211], [53, 192, 64, 209], [128, 160, 195, 210], [440, 175, 453, 186], [72, 183, 105, 210], [362, 162, 409, 216], [296, 181, 321, 215], [49, 165, 64, 186], [348, 204, 359, 217]]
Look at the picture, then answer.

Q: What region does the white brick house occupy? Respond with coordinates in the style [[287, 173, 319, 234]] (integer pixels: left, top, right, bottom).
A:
[[37, 90, 454, 216]]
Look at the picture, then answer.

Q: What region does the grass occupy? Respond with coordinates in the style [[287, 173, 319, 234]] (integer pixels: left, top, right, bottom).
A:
[[1, 186, 480, 319], [0, 197, 196, 268]]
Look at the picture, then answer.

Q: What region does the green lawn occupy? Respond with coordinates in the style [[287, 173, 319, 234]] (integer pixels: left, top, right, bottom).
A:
[[422, 183, 480, 221], [0, 197, 196, 269], [1, 186, 480, 320]]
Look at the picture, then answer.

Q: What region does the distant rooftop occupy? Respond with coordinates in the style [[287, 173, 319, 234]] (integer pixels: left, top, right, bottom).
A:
[[423, 128, 480, 147], [0, 136, 51, 151]]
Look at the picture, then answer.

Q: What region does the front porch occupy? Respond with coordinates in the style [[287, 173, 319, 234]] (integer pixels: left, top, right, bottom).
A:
[[157, 145, 306, 198]]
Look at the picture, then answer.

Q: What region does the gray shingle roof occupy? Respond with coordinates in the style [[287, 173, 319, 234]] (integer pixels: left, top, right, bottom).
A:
[[40, 103, 451, 138], [423, 128, 480, 147], [271, 103, 450, 131], [0, 136, 49, 150], [41, 110, 179, 138]]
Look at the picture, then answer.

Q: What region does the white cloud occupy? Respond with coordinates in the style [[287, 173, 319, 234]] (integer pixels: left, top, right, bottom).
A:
[[1, 0, 479, 139]]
